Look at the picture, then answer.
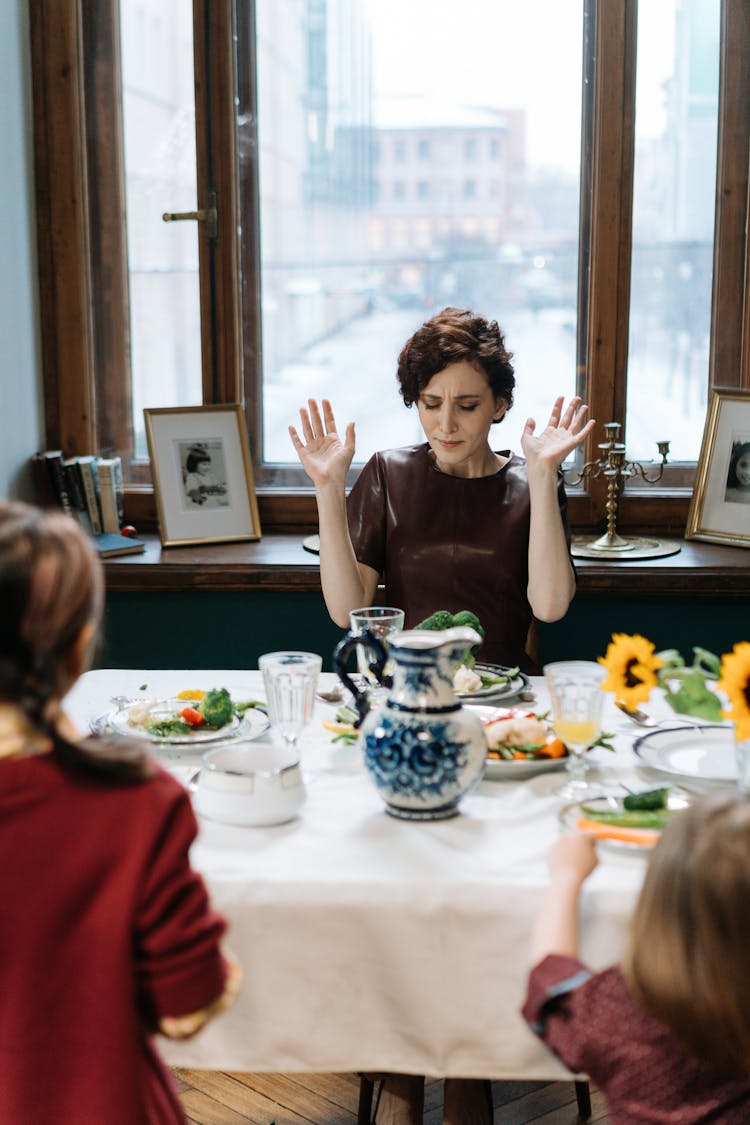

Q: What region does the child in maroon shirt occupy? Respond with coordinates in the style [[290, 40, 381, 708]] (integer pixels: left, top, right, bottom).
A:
[[523, 795, 750, 1123], [0, 501, 241, 1123]]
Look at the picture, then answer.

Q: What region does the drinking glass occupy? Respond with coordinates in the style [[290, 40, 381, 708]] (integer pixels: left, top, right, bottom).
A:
[[349, 606, 405, 699], [259, 651, 322, 754], [543, 660, 607, 799]]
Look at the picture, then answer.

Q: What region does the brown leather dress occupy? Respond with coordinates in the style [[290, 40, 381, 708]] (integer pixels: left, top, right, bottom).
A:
[[346, 444, 571, 673]]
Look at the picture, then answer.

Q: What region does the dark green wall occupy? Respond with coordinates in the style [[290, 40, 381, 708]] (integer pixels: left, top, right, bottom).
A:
[[99, 589, 748, 671], [538, 594, 748, 664], [99, 590, 346, 671]]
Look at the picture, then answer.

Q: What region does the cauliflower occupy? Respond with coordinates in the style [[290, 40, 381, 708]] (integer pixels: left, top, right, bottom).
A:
[[127, 698, 158, 725], [484, 714, 548, 751], [452, 665, 483, 694]]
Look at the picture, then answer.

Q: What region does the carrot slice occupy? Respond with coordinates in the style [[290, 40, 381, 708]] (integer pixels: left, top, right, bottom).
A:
[[537, 738, 567, 759], [576, 816, 660, 847]]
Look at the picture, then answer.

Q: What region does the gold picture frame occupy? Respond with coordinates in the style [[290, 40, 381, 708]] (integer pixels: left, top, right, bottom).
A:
[[144, 405, 261, 547], [685, 389, 750, 548]]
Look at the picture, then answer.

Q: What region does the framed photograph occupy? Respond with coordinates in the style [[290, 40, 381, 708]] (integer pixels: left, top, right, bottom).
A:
[[144, 405, 261, 546], [685, 389, 750, 549]]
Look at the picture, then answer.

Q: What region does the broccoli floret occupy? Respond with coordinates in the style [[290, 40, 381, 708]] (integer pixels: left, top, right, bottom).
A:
[[414, 609, 485, 667], [450, 610, 485, 666], [198, 687, 234, 728], [415, 610, 455, 631], [451, 610, 485, 640]]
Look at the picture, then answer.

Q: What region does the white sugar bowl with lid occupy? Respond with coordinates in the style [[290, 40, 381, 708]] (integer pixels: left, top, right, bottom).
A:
[[192, 743, 305, 827]]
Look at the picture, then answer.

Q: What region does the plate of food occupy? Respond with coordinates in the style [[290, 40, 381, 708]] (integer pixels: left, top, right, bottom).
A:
[[454, 663, 530, 702], [632, 725, 736, 786], [474, 705, 569, 779], [107, 688, 270, 745], [560, 787, 691, 850]]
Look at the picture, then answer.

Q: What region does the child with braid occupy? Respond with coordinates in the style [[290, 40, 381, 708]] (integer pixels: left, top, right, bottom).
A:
[[0, 501, 241, 1124]]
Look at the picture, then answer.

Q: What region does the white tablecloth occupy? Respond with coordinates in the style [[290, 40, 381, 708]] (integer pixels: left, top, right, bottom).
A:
[[65, 668, 660, 1079]]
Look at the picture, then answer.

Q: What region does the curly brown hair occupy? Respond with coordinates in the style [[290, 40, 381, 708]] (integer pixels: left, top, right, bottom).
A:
[[396, 307, 515, 415]]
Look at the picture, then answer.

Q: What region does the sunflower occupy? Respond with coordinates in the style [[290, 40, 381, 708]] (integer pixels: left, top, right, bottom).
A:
[[598, 633, 664, 708], [718, 642, 750, 741]]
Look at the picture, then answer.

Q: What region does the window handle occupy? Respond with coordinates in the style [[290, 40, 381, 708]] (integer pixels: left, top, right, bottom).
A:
[[162, 191, 217, 240]]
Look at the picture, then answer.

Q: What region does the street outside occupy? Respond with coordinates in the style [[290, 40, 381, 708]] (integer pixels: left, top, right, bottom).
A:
[[263, 306, 708, 471]]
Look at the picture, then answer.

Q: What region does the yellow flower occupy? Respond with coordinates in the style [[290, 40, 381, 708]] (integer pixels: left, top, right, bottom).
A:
[[598, 633, 664, 707], [718, 642, 750, 741]]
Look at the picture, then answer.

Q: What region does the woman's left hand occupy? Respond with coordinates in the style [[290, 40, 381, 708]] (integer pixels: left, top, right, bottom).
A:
[[521, 396, 595, 472]]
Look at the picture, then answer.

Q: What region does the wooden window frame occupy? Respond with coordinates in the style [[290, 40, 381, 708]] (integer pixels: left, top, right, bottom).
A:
[[30, 1, 750, 534]]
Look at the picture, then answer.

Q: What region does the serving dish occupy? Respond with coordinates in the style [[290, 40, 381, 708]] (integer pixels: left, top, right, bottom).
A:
[[455, 663, 530, 703], [107, 698, 270, 745], [632, 725, 736, 786], [560, 790, 691, 851], [473, 705, 567, 780]]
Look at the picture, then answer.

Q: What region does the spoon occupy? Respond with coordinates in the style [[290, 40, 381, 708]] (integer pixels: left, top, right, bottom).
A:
[[615, 701, 705, 728]]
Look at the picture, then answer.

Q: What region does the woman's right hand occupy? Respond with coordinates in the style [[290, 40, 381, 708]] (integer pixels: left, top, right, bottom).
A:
[[289, 399, 355, 490]]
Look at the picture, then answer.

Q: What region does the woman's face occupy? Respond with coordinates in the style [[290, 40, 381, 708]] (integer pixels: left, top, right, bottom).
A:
[[736, 451, 750, 488], [416, 360, 506, 477]]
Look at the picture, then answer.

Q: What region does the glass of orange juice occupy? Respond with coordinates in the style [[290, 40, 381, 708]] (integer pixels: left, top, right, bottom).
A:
[[543, 660, 607, 799]]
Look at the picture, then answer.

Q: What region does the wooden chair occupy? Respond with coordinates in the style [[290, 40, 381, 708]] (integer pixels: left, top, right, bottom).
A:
[[357, 1075, 592, 1122]]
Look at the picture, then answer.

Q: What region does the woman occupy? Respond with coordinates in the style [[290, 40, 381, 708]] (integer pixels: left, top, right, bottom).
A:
[[290, 306, 594, 672], [291, 307, 593, 1123], [0, 501, 241, 1124]]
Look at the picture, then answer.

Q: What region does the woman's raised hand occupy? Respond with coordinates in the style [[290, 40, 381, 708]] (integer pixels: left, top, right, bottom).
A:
[[289, 399, 355, 489], [521, 396, 595, 474]]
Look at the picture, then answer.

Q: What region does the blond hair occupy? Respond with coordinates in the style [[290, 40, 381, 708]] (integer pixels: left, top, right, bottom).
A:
[[622, 793, 750, 1076]]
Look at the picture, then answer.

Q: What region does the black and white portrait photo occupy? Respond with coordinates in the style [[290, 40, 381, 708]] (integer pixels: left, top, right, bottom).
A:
[[178, 440, 230, 509], [725, 434, 750, 506]]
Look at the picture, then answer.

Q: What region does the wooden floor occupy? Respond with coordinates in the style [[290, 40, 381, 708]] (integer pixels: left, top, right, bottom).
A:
[[173, 1070, 612, 1124]]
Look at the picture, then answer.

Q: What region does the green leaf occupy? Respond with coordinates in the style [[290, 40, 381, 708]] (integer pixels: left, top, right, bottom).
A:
[[661, 680, 723, 721], [588, 730, 616, 752]]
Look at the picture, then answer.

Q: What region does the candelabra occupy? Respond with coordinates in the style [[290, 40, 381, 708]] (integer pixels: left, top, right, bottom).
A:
[[564, 422, 681, 560]]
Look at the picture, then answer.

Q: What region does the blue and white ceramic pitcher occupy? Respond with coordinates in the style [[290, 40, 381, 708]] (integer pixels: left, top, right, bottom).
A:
[[333, 625, 487, 820]]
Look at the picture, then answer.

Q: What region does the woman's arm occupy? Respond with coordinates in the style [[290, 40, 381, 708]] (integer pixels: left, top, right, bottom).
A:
[[531, 833, 598, 963], [289, 399, 379, 625], [522, 396, 595, 621]]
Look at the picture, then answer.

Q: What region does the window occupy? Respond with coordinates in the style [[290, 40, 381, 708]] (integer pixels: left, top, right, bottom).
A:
[[31, 0, 750, 534]]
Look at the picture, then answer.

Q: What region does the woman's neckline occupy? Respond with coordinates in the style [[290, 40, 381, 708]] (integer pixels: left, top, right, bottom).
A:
[[423, 444, 512, 479]]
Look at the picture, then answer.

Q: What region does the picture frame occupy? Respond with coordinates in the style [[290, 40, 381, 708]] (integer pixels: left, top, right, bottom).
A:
[[685, 389, 750, 549], [144, 405, 261, 547]]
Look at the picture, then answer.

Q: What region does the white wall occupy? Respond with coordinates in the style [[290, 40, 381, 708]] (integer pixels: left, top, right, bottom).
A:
[[0, 1, 43, 500]]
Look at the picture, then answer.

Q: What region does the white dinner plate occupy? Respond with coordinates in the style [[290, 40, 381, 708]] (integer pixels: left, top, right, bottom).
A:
[[107, 699, 270, 745], [473, 704, 567, 780], [633, 725, 736, 785], [559, 791, 691, 851], [456, 663, 530, 703]]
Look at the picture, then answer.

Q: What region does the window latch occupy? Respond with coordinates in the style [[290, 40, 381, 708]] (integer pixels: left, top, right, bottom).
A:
[[162, 190, 218, 240]]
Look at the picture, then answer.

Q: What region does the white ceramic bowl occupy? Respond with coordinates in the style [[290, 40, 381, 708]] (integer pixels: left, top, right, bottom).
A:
[[192, 743, 305, 827]]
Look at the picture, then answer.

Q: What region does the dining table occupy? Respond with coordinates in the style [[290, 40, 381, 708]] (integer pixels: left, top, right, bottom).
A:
[[63, 666, 731, 1081]]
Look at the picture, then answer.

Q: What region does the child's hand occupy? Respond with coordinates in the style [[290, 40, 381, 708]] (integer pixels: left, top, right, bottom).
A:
[[548, 832, 599, 884]]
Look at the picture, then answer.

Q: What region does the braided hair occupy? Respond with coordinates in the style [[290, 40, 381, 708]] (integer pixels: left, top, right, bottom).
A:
[[0, 501, 150, 782]]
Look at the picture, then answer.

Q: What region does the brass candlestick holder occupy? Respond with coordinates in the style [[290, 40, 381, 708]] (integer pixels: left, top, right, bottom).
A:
[[565, 422, 681, 560]]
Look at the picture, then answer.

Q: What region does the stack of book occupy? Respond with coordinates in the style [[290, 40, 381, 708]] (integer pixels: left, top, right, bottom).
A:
[[30, 451, 146, 557]]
